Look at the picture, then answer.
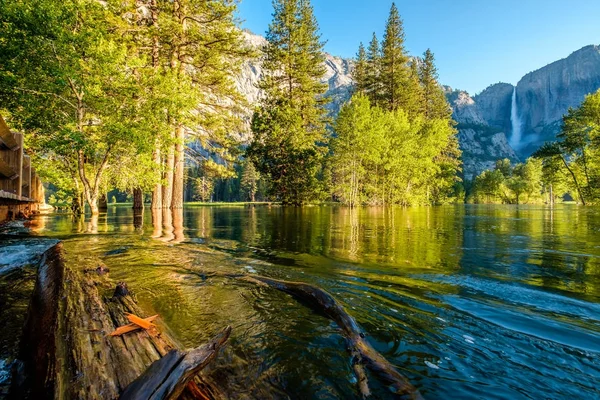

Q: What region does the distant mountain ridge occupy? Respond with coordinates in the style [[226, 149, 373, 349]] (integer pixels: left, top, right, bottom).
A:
[[235, 32, 600, 180]]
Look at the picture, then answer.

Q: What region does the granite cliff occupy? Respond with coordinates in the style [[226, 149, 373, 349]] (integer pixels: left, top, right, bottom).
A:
[[515, 45, 600, 155]]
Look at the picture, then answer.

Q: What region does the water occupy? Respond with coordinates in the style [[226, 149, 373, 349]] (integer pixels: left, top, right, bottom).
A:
[[3, 205, 600, 399], [510, 86, 522, 151]]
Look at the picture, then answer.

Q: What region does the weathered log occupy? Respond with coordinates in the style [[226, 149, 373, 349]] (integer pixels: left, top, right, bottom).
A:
[[17, 243, 228, 400], [120, 327, 231, 400], [234, 275, 423, 400]]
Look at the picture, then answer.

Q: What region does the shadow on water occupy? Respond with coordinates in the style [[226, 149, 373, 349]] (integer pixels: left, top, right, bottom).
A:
[[2, 204, 599, 399]]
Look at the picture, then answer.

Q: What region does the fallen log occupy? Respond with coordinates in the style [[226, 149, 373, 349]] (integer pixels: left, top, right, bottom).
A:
[[16, 243, 228, 400], [233, 274, 423, 400]]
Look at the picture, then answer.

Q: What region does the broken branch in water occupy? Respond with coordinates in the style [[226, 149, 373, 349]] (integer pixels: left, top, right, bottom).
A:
[[229, 274, 423, 400], [119, 326, 232, 400]]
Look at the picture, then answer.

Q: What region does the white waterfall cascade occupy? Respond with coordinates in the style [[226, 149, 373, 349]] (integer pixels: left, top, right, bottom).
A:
[[510, 86, 522, 150]]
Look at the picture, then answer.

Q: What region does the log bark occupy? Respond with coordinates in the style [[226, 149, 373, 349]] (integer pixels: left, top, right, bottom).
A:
[[120, 327, 231, 400], [17, 243, 228, 400], [233, 275, 423, 400]]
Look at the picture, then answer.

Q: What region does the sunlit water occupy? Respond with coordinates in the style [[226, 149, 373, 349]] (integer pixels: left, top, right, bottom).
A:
[[2, 205, 600, 399]]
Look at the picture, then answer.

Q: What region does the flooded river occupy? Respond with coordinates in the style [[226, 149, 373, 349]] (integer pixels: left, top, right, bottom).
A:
[[1, 205, 599, 399]]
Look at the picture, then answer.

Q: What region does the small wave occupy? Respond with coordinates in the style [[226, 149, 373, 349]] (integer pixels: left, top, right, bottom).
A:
[[0, 240, 59, 274], [447, 296, 600, 353], [420, 274, 600, 323]]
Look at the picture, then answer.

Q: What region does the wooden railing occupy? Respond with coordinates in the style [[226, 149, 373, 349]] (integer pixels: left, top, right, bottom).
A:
[[0, 113, 44, 203]]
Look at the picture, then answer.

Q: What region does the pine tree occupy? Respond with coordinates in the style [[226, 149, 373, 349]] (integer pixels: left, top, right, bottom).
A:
[[366, 33, 383, 105], [353, 43, 368, 95], [380, 3, 417, 114], [248, 0, 329, 205], [240, 160, 260, 202], [417, 49, 461, 203], [140, 0, 248, 210], [419, 49, 452, 120]]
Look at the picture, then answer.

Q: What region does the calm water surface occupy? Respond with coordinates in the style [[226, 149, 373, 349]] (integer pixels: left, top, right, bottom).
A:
[[3, 205, 600, 399]]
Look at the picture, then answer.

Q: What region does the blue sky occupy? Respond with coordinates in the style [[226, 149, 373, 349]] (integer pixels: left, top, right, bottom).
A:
[[237, 0, 600, 95]]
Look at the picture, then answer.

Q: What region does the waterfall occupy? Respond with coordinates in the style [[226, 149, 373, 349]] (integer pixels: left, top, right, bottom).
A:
[[510, 86, 522, 150]]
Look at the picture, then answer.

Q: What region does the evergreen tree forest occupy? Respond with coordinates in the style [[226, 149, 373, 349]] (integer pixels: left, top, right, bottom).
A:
[[0, 0, 462, 209]]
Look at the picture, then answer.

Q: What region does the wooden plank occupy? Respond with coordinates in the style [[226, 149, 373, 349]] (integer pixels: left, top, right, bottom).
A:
[[0, 132, 23, 195], [0, 114, 19, 150], [0, 158, 17, 179], [22, 155, 31, 197], [15, 133, 23, 197]]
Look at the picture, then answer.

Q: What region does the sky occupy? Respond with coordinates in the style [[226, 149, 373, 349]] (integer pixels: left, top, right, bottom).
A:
[[236, 0, 600, 95]]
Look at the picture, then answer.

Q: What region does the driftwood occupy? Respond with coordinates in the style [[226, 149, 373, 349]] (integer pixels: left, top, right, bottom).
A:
[[233, 274, 423, 400], [17, 243, 228, 400], [120, 327, 231, 400]]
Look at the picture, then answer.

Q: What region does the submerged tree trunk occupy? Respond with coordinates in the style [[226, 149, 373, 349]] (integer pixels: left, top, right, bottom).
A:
[[162, 132, 175, 209], [99, 193, 108, 212], [133, 188, 144, 210], [171, 125, 185, 209], [151, 144, 163, 209]]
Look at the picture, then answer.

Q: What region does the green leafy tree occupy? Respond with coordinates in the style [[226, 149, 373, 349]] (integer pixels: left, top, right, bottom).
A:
[[533, 89, 600, 204], [330, 94, 386, 206], [0, 0, 148, 215], [248, 0, 329, 205]]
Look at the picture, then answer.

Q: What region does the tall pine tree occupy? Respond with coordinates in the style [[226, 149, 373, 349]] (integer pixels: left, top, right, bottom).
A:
[[353, 43, 368, 95], [380, 3, 420, 115], [366, 33, 383, 106], [248, 0, 329, 205], [419, 49, 452, 119]]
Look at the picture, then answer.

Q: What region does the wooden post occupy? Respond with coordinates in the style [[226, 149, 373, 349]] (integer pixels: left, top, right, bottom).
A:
[[22, 155, 31, 198]]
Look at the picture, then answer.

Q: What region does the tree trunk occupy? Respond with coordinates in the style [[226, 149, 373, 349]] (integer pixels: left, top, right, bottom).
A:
[[133, 188, 144, 210], [171, 125, 185, 209], [162, 132, 175, 209], [99, 193, 108, 212], [151, 144, 163, 209]]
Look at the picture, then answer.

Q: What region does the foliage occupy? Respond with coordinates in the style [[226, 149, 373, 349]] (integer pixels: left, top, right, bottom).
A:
[[248, 0, 329, 205], [240, 160, 260, 202], [341, 3, 461, 206], [470, 158, 547, 204], [0, 0, 248, 212], [532, 89, 600, 205]]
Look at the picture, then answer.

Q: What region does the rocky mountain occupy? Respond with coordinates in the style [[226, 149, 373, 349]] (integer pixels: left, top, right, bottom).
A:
[[515, 45, 600, 155], [236, 31, 354, 116], [445, 86, 518, 179], [235, 32, 600, 180]]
